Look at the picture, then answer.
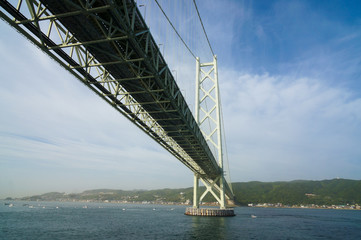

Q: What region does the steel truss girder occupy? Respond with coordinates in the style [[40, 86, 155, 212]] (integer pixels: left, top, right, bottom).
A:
[[0, 0, 221, 178]]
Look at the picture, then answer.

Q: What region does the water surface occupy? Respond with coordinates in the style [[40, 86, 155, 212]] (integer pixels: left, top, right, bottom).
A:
[[1, 201, 360, 239]]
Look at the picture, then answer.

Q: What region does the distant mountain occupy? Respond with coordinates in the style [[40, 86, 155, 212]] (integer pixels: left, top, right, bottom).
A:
[[232, 178, 361, 205], [18, 187, 195, 203], [16, 179, 361, 206]]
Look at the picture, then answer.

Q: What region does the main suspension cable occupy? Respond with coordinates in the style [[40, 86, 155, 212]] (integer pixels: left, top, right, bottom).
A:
[[193, 0, 215, 56]]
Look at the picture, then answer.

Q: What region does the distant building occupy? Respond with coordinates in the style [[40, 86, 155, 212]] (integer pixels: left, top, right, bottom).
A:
[[305, 193, 316, 197]]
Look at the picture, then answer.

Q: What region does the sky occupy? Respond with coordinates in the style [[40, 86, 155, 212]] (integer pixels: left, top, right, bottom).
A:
[[1, 0, 361, 198]]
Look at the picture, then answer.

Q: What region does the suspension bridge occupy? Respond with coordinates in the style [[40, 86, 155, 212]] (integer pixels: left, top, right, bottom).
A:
[[0, 0, 235, 216]]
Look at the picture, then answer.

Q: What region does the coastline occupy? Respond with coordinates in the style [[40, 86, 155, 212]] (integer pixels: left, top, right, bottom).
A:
[[248, 203, 361, 210], [2, 199, 360, 210]]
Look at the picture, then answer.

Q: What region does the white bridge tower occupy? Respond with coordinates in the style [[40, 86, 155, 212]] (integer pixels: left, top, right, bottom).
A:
[[185, 55, 234, 217]]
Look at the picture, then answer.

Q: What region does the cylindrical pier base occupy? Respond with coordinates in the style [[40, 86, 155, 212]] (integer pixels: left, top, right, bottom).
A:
[[185, 207, 235, 217]]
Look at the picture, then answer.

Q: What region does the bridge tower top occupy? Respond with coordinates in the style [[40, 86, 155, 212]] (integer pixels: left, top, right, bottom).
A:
[[195, 56, 223, 170]]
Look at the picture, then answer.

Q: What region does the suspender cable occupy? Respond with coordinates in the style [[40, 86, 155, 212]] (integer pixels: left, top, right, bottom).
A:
[[154, 0, 196, 60], [193, 0, 215, 56]]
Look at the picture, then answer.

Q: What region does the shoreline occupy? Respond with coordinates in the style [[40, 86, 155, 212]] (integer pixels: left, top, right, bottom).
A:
[[248, 203, 361, 211], [2, 199, 360, 210]]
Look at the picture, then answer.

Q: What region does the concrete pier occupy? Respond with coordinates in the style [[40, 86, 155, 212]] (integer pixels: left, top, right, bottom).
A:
[[185, 207, 235, 217]]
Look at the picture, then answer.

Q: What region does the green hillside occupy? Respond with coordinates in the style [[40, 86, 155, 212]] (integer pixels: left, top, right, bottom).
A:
[[233, 179, 361, 205], [16, 179, 361, 206]]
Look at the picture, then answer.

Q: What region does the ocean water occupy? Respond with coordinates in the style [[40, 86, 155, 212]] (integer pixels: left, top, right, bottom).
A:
[[1, 201, 361, 239]]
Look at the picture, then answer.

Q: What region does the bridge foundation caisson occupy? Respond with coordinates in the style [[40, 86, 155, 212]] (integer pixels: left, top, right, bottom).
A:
[[185, 56, 235, 217], [185, 207, 235, 217]]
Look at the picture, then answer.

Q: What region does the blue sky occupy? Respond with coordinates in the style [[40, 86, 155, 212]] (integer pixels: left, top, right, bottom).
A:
[[1, 0, 361, 198]]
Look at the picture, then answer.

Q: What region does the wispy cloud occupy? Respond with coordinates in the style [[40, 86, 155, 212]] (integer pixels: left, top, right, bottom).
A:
[[220, 70, 361, 181]]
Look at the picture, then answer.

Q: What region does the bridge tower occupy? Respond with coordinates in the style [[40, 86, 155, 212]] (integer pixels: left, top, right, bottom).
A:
[[185, 56, 234, 217]]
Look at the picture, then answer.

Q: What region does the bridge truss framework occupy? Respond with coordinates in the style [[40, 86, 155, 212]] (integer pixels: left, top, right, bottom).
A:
[[0, 0, 234, 206]]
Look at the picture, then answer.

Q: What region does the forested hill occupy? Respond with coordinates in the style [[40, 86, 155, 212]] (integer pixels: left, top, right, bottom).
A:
[[233, 179, 361, 205], [10, 179, 361, 206]]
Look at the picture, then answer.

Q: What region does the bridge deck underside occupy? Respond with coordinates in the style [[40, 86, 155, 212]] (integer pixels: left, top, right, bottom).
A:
[[45, 0, 221, 177], [1, 0, 223, 178]]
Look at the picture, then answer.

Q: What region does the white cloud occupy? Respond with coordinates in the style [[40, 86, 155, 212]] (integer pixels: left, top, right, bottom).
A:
[[219, 69, 361, 182]]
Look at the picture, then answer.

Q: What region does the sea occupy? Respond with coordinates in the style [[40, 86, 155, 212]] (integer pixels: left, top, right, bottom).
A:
[[1, 201, 361, 240]]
